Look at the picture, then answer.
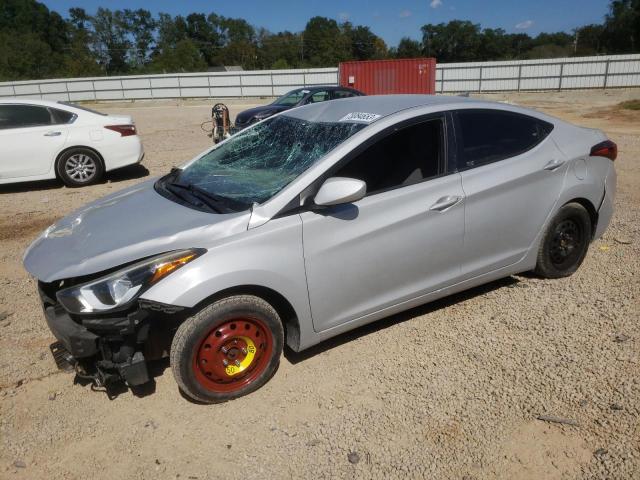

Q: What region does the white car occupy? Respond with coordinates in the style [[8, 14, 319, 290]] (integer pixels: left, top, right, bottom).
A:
[[0, 99, 144, 187]]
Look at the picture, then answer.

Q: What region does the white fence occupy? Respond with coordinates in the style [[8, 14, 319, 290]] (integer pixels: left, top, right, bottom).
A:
[[0, 54, 639, 101], [0, 68, 339, 102], [436, 54, 640, 92]]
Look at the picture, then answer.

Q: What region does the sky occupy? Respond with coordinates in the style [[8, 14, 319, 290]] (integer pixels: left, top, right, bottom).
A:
[[41, 0, 611, 47]]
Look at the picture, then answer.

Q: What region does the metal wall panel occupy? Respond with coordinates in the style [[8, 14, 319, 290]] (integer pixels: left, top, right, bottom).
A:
[[150, 77, 179, 88], [67, 81, 95, 92], [121, 78, 150, 89], [210, 86, 243, 97], [1, 56, 638, 101], [210, 75, 241, 87], [241, 74, 271, 86]]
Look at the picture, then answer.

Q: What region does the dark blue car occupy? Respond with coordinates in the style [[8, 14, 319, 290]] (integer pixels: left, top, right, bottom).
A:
[[234, 86, 364, 130]]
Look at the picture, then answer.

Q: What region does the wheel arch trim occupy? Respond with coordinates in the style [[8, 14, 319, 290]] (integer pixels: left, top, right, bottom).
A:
[[188, 285, 302, 352]]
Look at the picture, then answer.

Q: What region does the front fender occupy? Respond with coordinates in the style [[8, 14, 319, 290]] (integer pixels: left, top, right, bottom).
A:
[[139, 214, 314, 350]]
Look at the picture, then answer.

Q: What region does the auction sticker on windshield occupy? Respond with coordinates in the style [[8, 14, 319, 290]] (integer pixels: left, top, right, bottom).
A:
[[339, 112, 382, 123]]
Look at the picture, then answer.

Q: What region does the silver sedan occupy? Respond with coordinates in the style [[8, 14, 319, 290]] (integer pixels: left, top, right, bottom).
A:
[[24, 95, 617, 403]]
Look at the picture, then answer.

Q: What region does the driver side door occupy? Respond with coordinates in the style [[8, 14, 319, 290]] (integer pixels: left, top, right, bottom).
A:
[[300, 114, 465, 332]]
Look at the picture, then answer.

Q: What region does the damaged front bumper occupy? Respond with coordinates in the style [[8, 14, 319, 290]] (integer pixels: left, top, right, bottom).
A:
[[38, 280, 187, 389]]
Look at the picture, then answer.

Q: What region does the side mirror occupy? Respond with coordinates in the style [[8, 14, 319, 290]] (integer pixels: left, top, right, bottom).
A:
[[313, 177, 367, 207]]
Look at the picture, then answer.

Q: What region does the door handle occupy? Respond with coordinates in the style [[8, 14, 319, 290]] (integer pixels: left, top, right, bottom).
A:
[[544, 159, 565, 171], [44, 131, 62, 137], [429, 195, 463, 212]]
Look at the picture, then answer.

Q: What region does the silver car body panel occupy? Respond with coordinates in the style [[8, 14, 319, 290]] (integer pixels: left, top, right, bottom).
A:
[[23, 95, 616, 352], [23, 178, 250, 282]]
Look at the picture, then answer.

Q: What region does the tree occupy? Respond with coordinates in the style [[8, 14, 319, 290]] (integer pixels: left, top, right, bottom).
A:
[[345, 24, 387, 60], [64, 7, 102, 76], [257, 30, 303, 69], [90, 8, 132, 74], [218, 17, 258, 68], [303, 16, 350, 66], [575, 24, 605, 55], [185, 13, 221, 65], [148, 38, 207, 73], [421, 21, 482, 62], [124, 9, 155, 67], [394, 37, 423, 58], [2, 0, 638, 81], [603, 0, 640, 52], [0, 0, 70, 80]]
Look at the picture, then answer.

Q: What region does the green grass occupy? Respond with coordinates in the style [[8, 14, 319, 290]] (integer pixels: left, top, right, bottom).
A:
[[618, 99, 640, 110]]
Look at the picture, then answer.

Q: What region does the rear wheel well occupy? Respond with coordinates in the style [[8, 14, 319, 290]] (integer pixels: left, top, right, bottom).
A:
[[192, 285, 301, 351], [565, 198, 598, 239], [54, 146, 105, 178]]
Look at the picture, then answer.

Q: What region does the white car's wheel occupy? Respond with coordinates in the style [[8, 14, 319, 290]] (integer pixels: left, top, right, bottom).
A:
[[57, 148, 104, 187]]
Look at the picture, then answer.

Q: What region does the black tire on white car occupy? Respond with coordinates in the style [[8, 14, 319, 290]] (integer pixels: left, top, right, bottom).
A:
[[56, 148, 104, 187]]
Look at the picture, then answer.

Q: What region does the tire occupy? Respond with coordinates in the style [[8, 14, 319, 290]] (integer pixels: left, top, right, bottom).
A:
[[56, 148, 104, 187], [534, 202, 592, 279], [170, 295, 284, 403]]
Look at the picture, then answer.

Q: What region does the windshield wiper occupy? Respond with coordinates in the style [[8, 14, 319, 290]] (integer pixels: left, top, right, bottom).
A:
[[165, 181, 225, 213]]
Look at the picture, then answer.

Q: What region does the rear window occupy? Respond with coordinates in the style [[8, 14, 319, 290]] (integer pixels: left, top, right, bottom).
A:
[[0, 105, 52, 129], [455, 109, 553, 169], [50, 108, 76, 124], [57, 102, 107, 116]]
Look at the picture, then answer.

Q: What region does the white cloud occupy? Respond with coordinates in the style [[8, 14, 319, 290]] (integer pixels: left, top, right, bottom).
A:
[[339, 12, 350, 22], [515, 20, 534, 30], [430, 0, 443, 8], [399, 10, 413, 18]]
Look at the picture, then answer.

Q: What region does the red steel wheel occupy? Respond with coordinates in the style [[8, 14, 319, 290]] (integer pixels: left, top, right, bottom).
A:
[[193, 317, 274, 393], [171, 295, 284, 403]]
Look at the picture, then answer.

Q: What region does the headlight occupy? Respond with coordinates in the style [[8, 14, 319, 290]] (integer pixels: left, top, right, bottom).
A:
[[56, 249, 205, 314]]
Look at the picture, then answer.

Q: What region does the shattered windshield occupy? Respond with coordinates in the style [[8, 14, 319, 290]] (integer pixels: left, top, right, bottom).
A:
[[170, 115, 366, 208]]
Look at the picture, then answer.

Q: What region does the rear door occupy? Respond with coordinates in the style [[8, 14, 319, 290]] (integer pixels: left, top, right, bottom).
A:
[[453, 109, 567, 278], [0, 104, 71, 179], [300, 114, 465, 332]]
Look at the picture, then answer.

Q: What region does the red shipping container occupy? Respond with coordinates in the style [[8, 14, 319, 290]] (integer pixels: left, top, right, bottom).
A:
[[339, 58, 437, 95]]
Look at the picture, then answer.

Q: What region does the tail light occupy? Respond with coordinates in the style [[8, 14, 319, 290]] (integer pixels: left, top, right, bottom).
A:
[[105, 124, 137, 137], [590, 140, 617, 161]]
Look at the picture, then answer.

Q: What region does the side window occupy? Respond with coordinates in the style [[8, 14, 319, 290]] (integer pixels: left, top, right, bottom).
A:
[[0, 105, 52, 130], [306, 91, 330, 104], [455, 109, 553, 169], [333, 90, 356, 99], [334, 118, 444, 195], [50, 108, 75, 125]]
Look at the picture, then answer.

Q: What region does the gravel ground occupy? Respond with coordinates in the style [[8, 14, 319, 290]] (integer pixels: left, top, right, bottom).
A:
[[0, 90, 638, 480]]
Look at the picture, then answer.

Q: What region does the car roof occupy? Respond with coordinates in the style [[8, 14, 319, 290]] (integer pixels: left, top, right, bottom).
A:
[[0, 98, 91, 114], [0, 98, 64, 108], [289, 85, 357, 94], [284, 94, 553, 124]]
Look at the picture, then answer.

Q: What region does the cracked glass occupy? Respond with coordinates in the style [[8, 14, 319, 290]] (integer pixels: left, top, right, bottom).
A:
[[177, 115, 366, 206]]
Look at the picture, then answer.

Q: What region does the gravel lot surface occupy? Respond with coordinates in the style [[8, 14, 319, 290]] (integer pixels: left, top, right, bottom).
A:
[[0, 90, 638, 479]]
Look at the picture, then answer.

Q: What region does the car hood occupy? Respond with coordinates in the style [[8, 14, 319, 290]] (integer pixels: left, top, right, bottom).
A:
[[23, 179, 250, 282], [235, 104, 290, 123]]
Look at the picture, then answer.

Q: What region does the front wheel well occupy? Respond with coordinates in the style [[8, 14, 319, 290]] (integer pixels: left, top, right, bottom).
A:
[[191, 285, 301, 351], [54, 146, 105, 178], [564, 198, 598, 239]]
